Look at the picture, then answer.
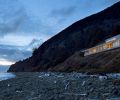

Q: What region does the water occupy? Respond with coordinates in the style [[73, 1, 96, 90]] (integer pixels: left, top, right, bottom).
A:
[[0, 73, 15, 81], [0, 66, 15, 81], [0, 65, 10, 72]]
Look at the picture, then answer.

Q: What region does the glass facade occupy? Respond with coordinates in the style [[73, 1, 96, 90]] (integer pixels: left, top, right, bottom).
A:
[[84, 35, 120, 56]]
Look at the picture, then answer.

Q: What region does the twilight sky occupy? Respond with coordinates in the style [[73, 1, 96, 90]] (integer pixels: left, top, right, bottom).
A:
[[0, 0, 119, 66]]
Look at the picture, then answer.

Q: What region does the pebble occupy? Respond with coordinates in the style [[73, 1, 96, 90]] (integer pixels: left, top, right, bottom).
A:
[[65, 82, 69, 90], [54, 81, 57, 84], [45, 73, 50, 77], [0, 73, 120, 100], [99, 76, 108, 81], [8, 84, 10, 87], [81, 81, 86, 86]]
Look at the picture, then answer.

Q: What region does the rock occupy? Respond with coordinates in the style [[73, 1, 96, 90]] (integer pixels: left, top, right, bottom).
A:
[[54, 81, 57, 84], [81, 81, 86, 86], [88, 82, 92, 86], [113, 90, 120, 96], [107, 98, 120, 100], [45, 73, 50, 77], [7, 84, 10, 87], [113, 80, 120, 85], [90, 88, 94, 92], [65, 82, 69, 90], [99, 76, 108, 81], [0, 73, 120, 99]]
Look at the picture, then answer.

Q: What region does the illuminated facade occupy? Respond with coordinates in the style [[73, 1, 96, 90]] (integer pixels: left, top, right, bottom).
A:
[[83, 34, 120, 56]]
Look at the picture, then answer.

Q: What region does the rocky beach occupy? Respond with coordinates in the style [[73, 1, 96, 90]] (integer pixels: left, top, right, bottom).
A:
[[0, 1, 120, 100], [0, 72, 120, 100]]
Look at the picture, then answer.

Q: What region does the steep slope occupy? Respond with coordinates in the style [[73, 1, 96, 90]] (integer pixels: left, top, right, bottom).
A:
[[53, 48, 120, 73], [8, 2, 120, 72]]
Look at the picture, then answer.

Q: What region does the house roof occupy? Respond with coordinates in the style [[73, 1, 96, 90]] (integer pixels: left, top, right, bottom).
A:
[[82, 34, 120, 52], [106, 34, 120, 42]]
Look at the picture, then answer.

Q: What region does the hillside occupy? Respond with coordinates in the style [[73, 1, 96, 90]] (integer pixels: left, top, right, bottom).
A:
[[52, 48, 120, 73], [8, 2, 120, 72]]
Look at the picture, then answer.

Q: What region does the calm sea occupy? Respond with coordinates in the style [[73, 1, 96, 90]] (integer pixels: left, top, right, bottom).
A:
[[0, 66, 15, 81], [0, 65, 10, 73]]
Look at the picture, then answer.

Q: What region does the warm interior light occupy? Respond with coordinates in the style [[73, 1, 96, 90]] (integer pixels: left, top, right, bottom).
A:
[[0, 59, 15, 66]]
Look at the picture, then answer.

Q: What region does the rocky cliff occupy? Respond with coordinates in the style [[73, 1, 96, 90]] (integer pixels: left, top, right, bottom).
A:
[[8, 2, 120, 72]]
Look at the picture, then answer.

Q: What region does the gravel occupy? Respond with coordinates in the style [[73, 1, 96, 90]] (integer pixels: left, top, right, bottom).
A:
[[0, 72, 120, 100]]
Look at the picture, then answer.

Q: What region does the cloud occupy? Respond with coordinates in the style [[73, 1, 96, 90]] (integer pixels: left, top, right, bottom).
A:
[[79, 0, 119, 9], [50, 6, 77, 18], [0, 0, 119, 64], [103, 0, 119, 5], [0, 0, 27, 36], [0, 0, 50, 37], [49, 0, 118, 24], [0, 44, 31, 62], [0, 38, 44, 62], [25, 39, 43, 51]]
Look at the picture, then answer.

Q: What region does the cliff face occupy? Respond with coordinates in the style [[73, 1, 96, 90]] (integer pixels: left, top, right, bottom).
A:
[[8, 2, 120, 72]]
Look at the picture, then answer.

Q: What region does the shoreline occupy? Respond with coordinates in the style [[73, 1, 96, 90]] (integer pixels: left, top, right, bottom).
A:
[[0, 72, 120, 100]]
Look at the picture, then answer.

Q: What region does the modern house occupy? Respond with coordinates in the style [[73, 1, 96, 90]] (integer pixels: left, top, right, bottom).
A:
[[83, 34, 120, 56]]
